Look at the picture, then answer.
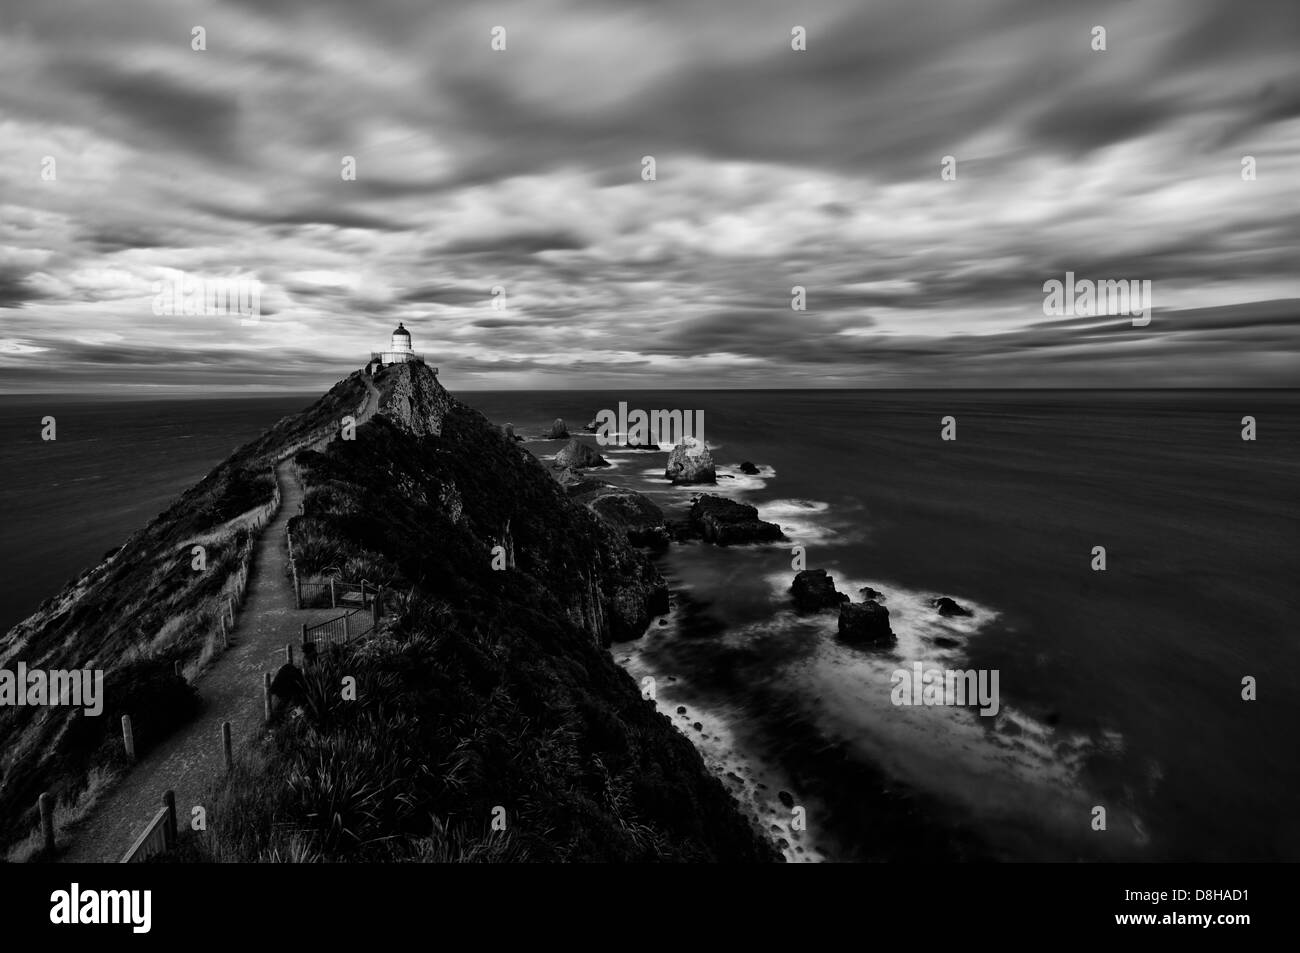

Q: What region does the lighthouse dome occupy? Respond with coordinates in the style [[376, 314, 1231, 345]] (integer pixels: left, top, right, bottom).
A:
[[392, 323, 411, 339]]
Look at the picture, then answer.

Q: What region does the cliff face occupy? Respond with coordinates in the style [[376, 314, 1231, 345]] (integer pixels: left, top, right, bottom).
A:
[[360, 362, 669, 645], [373, 360, 452, 437]]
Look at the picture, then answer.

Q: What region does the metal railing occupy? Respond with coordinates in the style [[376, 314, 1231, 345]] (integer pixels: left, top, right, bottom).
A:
[[301, 608, 372, 651], [368, 352, 437, 373]]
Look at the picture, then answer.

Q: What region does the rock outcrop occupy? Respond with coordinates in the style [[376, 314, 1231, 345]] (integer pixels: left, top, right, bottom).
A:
[[554, 438, 609, 469], [571, 485, 669, 548], [544, 417, 569, 439], [932, 596, 972, 617], [791, 569, 849, 611], [374, 360, 452, 436], [738, 461, 759, 474], [665, 438, 716, 484], [689, 495, 786, 546], [838, 600, 896, 644]]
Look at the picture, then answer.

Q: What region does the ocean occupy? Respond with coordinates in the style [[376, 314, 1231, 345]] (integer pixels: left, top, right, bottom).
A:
[[0, 394, 313, 634], [3, 389, 1297, 862]]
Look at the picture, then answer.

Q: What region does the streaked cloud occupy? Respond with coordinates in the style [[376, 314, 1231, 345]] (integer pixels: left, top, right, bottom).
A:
[[1, 0, 1297, 392]]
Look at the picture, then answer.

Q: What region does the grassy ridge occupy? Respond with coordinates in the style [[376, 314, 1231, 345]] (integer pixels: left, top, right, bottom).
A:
[[0, 375, 368, 854], [192, 386, 775, 861]]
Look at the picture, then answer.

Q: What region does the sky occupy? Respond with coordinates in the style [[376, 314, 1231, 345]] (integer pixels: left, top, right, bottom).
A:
[[0, 0, 1297, 393]]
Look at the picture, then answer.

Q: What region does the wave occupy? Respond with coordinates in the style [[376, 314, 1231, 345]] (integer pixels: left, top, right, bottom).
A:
[[613, 609, 830, 863], [756, 569, 1144, 854]]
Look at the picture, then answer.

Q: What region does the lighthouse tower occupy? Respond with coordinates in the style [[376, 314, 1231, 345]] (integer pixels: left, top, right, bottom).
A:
[[370, 322, 435, 374], [388, 323, 414, 362]]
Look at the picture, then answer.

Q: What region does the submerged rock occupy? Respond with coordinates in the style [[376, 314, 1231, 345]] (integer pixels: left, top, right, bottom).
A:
[[932, 596, 972, 617], [690, 494, 786, 546], [624, 432, 660, 451], [554, 438, 609, 469], [553, 466, 597, 490], [665, 437, 716, 484], [838, 600, 896, 644], [791, 569, 849, 611], [738, 461, 759, 475]]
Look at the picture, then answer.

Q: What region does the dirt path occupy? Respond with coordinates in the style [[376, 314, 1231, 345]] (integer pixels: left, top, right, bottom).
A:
[[60, 377, 382, 862]]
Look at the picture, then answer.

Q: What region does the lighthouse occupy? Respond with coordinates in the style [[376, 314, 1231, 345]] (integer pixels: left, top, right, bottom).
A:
[[388, 323, 414, 362], [370, 322, 435, 374]]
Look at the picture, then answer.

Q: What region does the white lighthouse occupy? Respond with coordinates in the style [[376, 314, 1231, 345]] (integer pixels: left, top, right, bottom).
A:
[[388, 323, 414, 361], [370, 322, 436, 374]]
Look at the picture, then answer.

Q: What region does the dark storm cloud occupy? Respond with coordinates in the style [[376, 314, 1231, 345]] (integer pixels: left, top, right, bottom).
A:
[[80, 224, 179, 254], [0, 269, 49, 309], [60, 61, 242, 160], [398, 283, 490, 306], [437, 231, 588, 257]]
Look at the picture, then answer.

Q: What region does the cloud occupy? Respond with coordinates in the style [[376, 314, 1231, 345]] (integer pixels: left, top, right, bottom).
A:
[[0, 0, 1297, 392]]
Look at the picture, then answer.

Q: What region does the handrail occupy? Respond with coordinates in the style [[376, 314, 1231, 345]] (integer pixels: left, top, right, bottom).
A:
[[120, 804, 171, 863]]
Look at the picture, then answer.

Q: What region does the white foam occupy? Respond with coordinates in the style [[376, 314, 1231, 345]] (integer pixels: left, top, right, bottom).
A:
[[612, 611, 830, 863], [758, 569, 1136, 851], [759, 498, 841, 546], [713, 463, 777, 492]]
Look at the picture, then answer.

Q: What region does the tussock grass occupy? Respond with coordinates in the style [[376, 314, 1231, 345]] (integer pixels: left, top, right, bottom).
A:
[[5, 765, 119, 863]]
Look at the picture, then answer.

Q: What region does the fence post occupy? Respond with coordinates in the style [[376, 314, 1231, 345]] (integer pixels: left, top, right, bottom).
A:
[[293, 568, 301, 609], [227, 597, 235, 627], [330, 578, 336, 608], [38, 792, 55, 854], [263, 672, 272, 721], [301, 625, 309, 665], [343, 612, 351, 641], [221, 722, 233, 772], [286, 643, 294, 666], [221, 615, 229, 648], [174, 660, 182, 680], [163, 790, 178, 849], [122, 714, 135, 762], [372, 587, 381, 627]]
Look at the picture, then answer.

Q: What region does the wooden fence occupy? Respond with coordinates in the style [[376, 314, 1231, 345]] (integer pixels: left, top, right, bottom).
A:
[[120, 791, 177, 863]]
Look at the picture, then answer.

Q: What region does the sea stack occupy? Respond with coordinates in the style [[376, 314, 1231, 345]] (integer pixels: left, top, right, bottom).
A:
[[665, 437, 716, 484]]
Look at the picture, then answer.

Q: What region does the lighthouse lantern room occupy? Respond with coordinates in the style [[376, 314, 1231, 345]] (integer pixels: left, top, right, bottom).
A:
[[370, 322, 434, 374]]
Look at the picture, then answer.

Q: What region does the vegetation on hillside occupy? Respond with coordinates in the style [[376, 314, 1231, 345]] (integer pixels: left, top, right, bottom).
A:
[[190, 384, 775, 861]]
